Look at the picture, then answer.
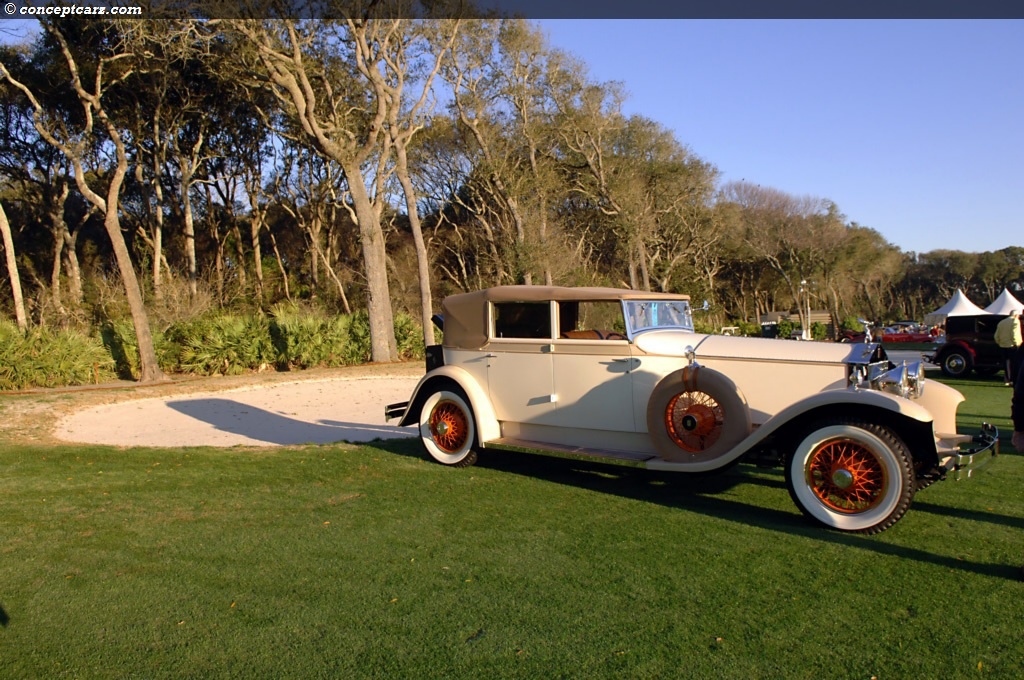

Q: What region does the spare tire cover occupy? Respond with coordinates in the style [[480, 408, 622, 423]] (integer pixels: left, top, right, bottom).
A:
[[646, 366, 752, 465]]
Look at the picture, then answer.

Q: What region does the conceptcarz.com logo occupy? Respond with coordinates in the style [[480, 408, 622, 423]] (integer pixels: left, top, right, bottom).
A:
[[5, 2, 144, 16]]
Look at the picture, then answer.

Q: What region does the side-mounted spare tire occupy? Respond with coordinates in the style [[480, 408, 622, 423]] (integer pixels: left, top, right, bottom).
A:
[[646, 366, 752, 466]]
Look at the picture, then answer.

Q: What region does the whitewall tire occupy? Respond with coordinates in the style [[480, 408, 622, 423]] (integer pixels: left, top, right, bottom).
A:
[[418, 389, 478, 467], [785, 421, 914, 534]]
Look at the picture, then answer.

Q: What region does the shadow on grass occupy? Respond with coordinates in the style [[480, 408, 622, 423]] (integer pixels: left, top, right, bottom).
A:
[[0, 603, 8, 627], [911, 501, 1024, 530], [370, 439, 1021, 581], [165, 398, 414, 446]]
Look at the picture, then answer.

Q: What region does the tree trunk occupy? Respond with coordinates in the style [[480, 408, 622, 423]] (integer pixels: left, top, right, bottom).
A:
[[250, 213, 264, 308], [269, 231, 290, 301], [394, 144, 435, 346], [103, 165, 166, 383], [63, 227, 83, 306], [151, 153, 165, 300], [50, 233, 66, 317], [0, 202, 28, 332], [344, 160, 397, 362], [179, 158, 198, 297]]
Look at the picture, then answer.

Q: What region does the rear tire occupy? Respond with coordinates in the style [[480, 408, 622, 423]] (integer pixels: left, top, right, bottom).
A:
[[785, 420, 914, 534], [418, 388, 478, 467]]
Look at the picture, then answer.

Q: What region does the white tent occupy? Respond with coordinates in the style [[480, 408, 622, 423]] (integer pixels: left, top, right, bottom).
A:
[[923, 288, 989, 326], [983, 288, 1024, 315]]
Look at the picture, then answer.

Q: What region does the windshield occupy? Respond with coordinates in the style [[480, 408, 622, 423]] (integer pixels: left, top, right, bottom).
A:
[[624, 300, 694, 335]]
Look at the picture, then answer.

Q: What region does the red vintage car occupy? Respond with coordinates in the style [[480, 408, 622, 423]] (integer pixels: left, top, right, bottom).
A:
[[878, 322, 940, 343]]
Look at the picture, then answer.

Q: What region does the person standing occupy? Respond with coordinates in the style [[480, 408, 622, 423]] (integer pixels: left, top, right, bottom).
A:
[[1014, 358, 1024, 452], [994, 312, 1022, 386], [1012, 361, 1024, 582]]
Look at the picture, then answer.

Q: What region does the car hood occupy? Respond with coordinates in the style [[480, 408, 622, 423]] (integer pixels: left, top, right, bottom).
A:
[[634, 330, 878, 365]]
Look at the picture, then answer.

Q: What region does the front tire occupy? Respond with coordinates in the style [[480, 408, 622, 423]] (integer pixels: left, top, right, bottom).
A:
[[418, 388, 478, 467], [785, 421, 914, 534], [939, 348, 971, 378]]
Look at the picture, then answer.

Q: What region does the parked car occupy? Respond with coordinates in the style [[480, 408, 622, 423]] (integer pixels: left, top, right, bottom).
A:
[[928, 314, 1007, 378], [878, 322, 938, 343], [386, 287, 997, 535], [841, 321, 939, 344]]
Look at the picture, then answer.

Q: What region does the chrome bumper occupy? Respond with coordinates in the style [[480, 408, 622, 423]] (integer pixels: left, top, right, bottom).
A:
[[941, 422, 999, 480]]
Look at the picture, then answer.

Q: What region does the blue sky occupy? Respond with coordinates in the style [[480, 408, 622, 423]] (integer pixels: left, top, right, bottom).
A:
[[537, 20, 1023, 255]]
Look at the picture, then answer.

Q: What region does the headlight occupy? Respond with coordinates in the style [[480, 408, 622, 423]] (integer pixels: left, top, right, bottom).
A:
[[869, 361, 925, 399]]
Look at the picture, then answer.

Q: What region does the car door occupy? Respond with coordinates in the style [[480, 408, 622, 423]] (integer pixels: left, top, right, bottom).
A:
[[486, 301, 556, 424], [547, 300, 636, 432]]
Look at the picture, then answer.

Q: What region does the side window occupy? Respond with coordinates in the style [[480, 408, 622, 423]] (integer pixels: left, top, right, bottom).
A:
[[558, 301, 627, 340], [493, 302, 552, 339]]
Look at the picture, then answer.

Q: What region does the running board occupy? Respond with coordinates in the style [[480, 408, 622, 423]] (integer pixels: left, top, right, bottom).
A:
[[487, 437, 658, 463]]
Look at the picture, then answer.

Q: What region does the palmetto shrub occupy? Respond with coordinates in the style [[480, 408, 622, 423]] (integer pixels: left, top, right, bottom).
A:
[[2, 306, 429, 387], [0, 320, 116, 390], [269, 303, 351, 370], [100, 319, 177, 379], [167, 314, 276, 376], [340, 310, 427, 365]]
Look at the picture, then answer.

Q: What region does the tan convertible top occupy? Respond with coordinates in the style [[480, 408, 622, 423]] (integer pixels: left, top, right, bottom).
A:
[[441, 286, 691, 350]]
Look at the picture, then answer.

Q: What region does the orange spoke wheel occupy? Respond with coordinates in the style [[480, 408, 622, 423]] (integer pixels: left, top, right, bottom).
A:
[[664, 390, 724, 453], [429, 400, 470, 453], [806, 438, 886, 513], [786, 421, 914, 534]]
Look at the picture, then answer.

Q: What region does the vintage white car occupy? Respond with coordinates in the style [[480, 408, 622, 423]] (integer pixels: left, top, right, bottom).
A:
[[386, 286, 997, 534]]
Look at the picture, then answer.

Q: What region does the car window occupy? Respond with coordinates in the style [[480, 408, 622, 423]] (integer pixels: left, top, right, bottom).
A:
[[492, 302, 552, 339], [557, 301, 627, 340], [625, 300, 694, 334]]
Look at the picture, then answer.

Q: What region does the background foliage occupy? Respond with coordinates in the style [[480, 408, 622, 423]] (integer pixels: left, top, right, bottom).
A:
[[1, 15, 1021, 386]]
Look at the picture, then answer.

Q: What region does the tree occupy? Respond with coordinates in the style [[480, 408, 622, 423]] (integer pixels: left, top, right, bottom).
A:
[[228, 18, 398, 362], [376, 18, 460, 345], [0, 20, 166, 381], [0, 200, 27, 331]]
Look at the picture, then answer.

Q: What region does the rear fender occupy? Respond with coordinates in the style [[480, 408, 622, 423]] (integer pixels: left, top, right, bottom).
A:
[[397, 366, 500, 445]]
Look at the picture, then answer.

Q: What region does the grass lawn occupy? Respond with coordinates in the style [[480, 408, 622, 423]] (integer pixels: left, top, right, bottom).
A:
[[1, 377, 1022, 678]]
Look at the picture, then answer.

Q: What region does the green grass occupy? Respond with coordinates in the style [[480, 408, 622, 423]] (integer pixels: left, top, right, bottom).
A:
[[1, 379, 1022, 678]]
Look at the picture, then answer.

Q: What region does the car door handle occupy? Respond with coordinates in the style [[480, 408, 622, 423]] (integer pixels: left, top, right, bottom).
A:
[[612, 358, 632, 363]]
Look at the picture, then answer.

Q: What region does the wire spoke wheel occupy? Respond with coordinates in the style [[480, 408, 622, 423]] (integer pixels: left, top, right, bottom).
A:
[[418, 388, 478, 467], [806, 438, 886, 513], [429, 400, 470, 453], [646, 367, 751, 466], [786, 421, 914, 534], [664, 391, 724, 453]]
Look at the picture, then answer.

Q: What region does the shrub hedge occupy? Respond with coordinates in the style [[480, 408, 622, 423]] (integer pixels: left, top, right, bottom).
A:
[[1, 309, 430, 389], [0, 321, 117, 390]]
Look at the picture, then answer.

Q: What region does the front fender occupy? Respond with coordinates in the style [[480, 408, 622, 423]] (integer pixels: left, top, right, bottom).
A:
[[397, 366, 501, 445], [756, 386, 932, 444], [649, 387, 936, 473], [936, 340, 976, 361]]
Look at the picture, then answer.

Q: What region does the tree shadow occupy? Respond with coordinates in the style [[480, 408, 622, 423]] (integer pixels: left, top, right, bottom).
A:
[[0, 603, 8, 627], [165, 398, 415, 446], [374, 445, 1021, 581]]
